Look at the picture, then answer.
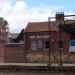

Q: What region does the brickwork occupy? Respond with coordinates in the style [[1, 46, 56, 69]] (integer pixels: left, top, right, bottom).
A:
[[24, 13, 72, 55], [0, 47, 4, 63], [4, 43, 25, 63], [25, 31, 71, 55]]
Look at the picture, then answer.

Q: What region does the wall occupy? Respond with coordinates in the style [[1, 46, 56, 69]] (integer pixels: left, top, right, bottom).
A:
[[0, 47, 4, 63], [4, 43, 25, 63], [25, 31, 71, 55]]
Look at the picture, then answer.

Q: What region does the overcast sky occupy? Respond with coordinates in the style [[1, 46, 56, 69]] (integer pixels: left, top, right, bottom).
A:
[[0, 0, 75, 33]]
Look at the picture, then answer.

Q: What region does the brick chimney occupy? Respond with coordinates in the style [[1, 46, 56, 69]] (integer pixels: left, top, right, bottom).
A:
[[56, 12, 64, 24]]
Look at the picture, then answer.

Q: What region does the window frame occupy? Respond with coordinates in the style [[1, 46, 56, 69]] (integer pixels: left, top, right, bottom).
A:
[[44, 41, 49, 50], [37, 40, 43, 49], [31, 41, 36, 50], [57, 41, 63, 49]]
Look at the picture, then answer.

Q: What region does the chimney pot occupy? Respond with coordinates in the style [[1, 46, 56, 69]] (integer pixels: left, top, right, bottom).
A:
[[56, 12, 64, 23]]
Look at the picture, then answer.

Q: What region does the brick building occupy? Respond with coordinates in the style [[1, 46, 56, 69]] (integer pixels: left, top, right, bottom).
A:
[[9, 33, 19, 43], [14, 29, 24, 43], [1, 13, 75, 63], [0, 17, 25, 63], [24, 13, 75, 55]]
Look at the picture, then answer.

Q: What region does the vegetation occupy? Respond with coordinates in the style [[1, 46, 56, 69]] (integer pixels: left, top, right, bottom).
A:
[[26, 52, 75, 63], [0, 17, 9, 32]]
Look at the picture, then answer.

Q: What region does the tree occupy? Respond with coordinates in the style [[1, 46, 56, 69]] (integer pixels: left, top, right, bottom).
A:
[[0, 17, 9, 32], [0, 17, 9, 43]]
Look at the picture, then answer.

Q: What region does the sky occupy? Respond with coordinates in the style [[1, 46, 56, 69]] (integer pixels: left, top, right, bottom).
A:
[[0, 0, 75, 33]]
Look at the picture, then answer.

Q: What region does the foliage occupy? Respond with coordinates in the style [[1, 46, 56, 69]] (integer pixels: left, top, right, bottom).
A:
[[0, 17, 9, 33], [0, 17, 8, 26]]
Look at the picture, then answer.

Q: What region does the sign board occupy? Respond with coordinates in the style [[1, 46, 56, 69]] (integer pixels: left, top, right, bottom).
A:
[[70, 40, 75, 52], [30, 35, 49, 39]]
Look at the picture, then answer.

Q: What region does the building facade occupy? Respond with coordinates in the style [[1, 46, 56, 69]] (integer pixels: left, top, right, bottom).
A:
[[24, 13, 75, 55]]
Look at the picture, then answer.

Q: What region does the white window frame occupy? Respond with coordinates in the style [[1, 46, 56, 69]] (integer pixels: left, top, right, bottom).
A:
[[31, 41, 36, 50]]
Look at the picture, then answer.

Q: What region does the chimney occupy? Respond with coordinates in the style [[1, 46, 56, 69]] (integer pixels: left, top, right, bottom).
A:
[[56, 12, 64, 24]]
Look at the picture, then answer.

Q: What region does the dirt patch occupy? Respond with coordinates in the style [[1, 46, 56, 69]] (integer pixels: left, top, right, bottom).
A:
[[26, 52, 75, 63]]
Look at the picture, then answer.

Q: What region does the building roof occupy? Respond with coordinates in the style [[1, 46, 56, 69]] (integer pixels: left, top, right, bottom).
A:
[[25, 21, 58, 32], [15, 29, 24, 40], [25, 20, 75, 32]]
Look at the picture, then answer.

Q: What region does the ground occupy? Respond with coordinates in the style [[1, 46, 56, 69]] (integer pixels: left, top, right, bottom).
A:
[[26, 52, 75, 63], [0, 72, 72, 75]]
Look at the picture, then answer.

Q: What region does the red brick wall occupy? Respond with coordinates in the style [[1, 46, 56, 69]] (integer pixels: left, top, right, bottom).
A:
[[25, 31, 71, 54], [0, 47, 4, 63], [52, 31, 70, 54], [4, 44, 25, 63]]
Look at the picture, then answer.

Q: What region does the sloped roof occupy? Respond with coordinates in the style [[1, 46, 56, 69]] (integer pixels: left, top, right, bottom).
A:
[[25, 21, 59, 32], [25, 22, 48, 32], [65, 20, 75, 24], [15, 29, 24, 40], [25, 20, 75, 32]]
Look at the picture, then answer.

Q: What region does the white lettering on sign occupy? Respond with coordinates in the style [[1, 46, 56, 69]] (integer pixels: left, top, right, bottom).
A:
[[37, 36, 42, 38], [30, 36, 35, 39], [43, 35, 49, 38], [30, 35, 49, 39]]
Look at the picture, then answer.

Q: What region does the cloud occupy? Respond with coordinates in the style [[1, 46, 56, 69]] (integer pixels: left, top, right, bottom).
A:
[[26, 4, 63, 22], [0, 0, 64, 33], [0, 0, 28, 33], [13, 1, 27, 14]]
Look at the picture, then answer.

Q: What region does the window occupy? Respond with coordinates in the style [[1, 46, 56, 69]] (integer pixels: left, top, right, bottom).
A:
[[37, 40, 43, 48], [31, 41, 36, 50], [58, 41, 63, 48], [44, 41, 49, 50]]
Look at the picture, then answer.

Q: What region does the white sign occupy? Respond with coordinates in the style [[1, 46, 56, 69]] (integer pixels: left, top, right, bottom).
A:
[[30, 35, 49, 39]]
